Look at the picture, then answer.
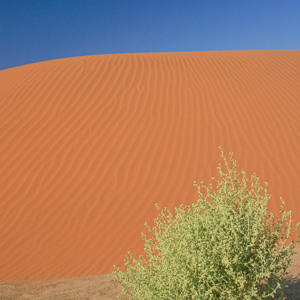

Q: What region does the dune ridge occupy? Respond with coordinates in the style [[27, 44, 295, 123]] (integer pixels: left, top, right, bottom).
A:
[[0, 51, 300, 281]]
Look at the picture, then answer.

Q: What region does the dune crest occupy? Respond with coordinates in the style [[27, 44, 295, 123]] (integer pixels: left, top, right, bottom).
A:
[[0, 51, 300, 281]]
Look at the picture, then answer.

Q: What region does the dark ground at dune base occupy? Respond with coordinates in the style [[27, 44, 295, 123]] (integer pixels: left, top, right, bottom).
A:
[[1, 246, 300, 300]]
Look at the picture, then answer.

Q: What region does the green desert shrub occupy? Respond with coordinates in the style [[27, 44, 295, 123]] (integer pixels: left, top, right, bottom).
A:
[[112, 146, 299, 299]]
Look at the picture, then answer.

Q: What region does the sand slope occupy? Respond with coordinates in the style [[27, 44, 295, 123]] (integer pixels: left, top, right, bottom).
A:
[[0, 51, 300, 282]]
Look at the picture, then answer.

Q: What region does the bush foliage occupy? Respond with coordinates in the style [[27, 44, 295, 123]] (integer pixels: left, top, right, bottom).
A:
[[112, 146, 299, 299]]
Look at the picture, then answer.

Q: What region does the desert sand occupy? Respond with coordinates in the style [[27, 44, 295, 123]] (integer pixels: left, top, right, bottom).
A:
[[0, 248, 300, 299], [0, 51, 300, 291]]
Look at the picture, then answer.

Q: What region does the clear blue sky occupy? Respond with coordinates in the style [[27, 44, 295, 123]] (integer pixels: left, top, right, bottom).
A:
[[1, 0, 300, 70]]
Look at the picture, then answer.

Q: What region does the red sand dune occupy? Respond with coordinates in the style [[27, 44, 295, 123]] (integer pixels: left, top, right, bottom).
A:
[[0, 51, 300, 282]]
